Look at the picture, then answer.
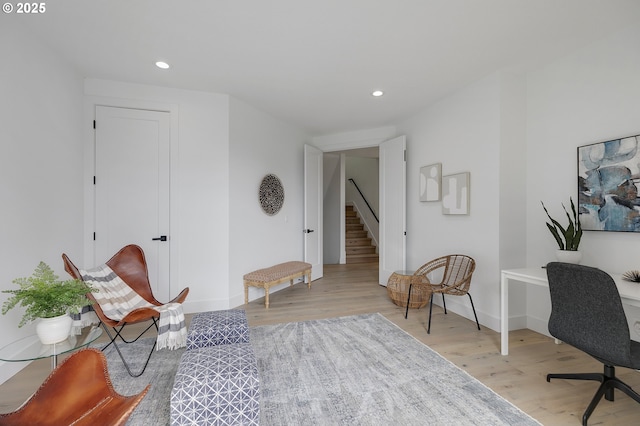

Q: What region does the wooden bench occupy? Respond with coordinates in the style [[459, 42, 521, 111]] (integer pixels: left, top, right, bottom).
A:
[[243, 261, 312, 308]]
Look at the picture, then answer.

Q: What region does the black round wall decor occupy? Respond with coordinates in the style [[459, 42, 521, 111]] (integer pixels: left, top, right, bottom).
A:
[[259, 174, 285, 215]]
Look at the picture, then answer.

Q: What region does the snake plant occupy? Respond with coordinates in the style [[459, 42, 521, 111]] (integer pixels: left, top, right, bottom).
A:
[[541, 198, 582, 251]]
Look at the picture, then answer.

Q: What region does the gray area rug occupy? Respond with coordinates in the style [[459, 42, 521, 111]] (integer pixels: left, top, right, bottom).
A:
[[100, 313, 540, 425], [96, 337, 183, 425], [251, 313, 540, 425]]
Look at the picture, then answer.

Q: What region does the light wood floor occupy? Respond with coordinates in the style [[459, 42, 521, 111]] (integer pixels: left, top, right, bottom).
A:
[[1, 262, 639, 424]]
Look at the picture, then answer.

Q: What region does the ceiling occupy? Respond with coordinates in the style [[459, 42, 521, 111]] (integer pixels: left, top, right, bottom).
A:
[[15, 0, 640, 136]]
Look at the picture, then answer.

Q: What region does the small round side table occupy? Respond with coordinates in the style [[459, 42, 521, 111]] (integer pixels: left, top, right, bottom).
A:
[[0, 326, 102, 370], [387, 270, 430, 309]]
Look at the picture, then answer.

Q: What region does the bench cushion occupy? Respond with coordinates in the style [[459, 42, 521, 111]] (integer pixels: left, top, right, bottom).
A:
[[243, 261, 311, 283], [186, 310, 249, 350], [170, 344, 260, 426]]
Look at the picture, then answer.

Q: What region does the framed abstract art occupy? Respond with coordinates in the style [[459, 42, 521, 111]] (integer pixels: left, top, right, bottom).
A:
[[578, 134, 640, 232], [442, 172, 470, 215], [419, 163, 441, 202]]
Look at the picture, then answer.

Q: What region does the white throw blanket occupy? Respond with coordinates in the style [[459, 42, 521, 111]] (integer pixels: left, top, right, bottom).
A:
[[79, 264, 187, 350], [70, 305, 99, 335]]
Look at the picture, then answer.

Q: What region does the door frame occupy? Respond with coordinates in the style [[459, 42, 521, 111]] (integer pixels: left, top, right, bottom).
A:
[[94, 105, 171, 300], [378, 135, 407, 285], [304, 144, 324, 280], [83, 97, 180, 297], [316, 133, 406, 277]]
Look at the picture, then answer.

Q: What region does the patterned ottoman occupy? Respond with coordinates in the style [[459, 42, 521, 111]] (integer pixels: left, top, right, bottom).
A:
[[170, 344, 260, 425], [186, 310, 249, 350]]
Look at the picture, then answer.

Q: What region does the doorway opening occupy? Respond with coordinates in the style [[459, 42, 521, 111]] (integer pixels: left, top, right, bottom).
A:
[[323, 147, 379, 270], [315, 135, 406, 286]]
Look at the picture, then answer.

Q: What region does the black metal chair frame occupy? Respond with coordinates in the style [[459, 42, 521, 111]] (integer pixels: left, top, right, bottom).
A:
[[547, 364, 640, 425], [99, 316, 159, 377], [62, 245, 189, 379], [404, 254, 480, 334], [409, 291, 480, 334]]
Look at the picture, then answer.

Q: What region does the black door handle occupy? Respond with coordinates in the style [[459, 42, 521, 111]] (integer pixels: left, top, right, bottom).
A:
[[303, 229, 314, 233], [152, 235, 168, 241]]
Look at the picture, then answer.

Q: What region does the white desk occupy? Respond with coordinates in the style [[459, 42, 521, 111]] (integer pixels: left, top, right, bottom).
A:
[[500, 267, 640, 355]]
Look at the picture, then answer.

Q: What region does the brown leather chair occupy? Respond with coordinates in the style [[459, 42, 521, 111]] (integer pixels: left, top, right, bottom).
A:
[[62, 244, 189, 377], [404, 254, 480, 334], [0, 348, 149, 426]]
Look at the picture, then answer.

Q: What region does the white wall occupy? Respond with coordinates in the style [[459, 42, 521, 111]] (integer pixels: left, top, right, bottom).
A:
[[397, 73, 510, 331], [346, 156, 379, 216], [323, 154, 341, 264], [499, 73, 528, 328], [82, 79, 231, 314], [525, 25, 640, 336], [228, 98, 308, 306], [312, 126, 397, 152], [0, 20, 84, 383]]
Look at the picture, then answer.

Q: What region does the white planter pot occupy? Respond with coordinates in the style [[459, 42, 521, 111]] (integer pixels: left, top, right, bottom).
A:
[[555, 250, 582, 264], [36, 314, 72, 345]]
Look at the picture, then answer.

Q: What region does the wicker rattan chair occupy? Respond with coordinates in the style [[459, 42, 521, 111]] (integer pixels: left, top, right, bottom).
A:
[[404, 254, 480, 334], [0, 348, 149, 426]]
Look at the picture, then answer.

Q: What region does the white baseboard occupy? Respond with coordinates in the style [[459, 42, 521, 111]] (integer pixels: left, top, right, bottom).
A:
[[427, 297, 528, 334]]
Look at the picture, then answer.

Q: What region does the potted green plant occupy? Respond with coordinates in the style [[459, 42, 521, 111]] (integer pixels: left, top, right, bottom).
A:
[[2, 262, 94, 344], [541, 197, 583, 263]]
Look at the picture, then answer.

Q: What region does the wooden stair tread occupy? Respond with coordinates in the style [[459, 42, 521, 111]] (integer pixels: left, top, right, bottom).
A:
[[346, 232, 367, 238], [346, 246, 376, 254], [346, 238, 372, 246], [345, 205, 377, 264], [346, 253, 379, 264]]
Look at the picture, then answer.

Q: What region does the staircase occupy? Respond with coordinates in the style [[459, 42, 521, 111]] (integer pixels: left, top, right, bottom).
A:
[[345, 205, 378, 264]]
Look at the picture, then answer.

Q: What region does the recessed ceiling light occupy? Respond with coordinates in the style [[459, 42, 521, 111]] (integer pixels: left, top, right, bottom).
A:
[[155, 61, 170, 69], [372, 90, 384, 97]]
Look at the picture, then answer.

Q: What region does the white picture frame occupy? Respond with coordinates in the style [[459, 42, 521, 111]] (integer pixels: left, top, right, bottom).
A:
[[442, 172, 470, 215], [419, 163, 441, 202]]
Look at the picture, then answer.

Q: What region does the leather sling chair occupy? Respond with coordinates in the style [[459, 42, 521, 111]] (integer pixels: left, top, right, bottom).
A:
[[0, 348, 149, 426], [62, 244, 189, 377]]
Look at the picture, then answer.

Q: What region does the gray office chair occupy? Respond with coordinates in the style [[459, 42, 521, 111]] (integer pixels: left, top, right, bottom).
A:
[[546, 262, 640, 426]]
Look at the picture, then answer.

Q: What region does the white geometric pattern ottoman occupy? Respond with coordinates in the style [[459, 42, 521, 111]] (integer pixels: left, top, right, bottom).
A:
[[186, 310, 249, 350], [170, 344, 260, 425]]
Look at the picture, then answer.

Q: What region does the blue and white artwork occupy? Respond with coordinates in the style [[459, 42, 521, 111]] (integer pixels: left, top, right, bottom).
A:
[[578, 134, 640, 232]]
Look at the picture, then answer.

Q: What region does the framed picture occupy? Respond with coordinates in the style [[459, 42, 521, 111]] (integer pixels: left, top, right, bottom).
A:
[[578, 134, 640, 232], [419, 163, 441, 201], [442, 172, 470, 215]]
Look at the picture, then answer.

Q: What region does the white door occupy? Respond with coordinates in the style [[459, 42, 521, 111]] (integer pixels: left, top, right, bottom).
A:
[[379, 135, 406, 285], [94, 106, 171, 301], [304, 144, 323, 280]]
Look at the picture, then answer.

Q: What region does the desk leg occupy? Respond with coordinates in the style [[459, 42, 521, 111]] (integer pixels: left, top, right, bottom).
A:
[[500, 273, 509, 355]]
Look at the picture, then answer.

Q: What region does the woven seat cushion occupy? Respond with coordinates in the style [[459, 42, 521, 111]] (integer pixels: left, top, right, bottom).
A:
[[170, 344, 260, 426], [186, 310, 249, 350], [243, 261, 311, 282]]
